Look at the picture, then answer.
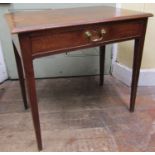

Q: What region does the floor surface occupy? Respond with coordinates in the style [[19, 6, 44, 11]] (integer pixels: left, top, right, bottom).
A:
[[0, 75, 155, 151]]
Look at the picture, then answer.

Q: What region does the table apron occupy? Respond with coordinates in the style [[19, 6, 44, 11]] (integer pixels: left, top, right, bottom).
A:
[[23, 19, 146, 59]]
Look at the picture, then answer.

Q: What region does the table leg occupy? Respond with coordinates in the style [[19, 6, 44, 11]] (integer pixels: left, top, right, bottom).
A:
[[99, 45, 105, 86], [24, 64, 42, 150], [12, 42, 28, 109], [19, 35, 42, 150], [130, 38, 145, 112]]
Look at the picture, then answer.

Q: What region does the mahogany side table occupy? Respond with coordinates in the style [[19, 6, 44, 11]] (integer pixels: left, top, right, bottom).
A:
[[5, 6, 153, 150]]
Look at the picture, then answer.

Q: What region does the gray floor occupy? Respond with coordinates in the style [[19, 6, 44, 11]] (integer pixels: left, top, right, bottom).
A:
[[0, 75, 155, 151]]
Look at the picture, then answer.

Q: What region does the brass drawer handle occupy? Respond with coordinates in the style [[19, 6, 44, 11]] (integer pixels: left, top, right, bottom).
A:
[[85, 29, 106, 42]]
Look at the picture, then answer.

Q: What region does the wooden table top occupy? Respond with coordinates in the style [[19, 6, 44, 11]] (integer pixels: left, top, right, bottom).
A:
[[5, 6, 153, 34]]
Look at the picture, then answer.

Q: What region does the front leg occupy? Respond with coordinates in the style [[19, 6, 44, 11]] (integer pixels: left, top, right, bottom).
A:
[[130, 38, 145, 112], [19, 34, 43, 150]]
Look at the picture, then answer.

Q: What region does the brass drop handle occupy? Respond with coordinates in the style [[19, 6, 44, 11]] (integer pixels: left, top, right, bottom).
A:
[[85, 29, 106, 42]]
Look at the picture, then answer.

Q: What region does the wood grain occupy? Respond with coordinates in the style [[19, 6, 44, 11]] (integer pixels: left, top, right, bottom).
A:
[[5, 6, 153, 34], [29, 19, 144, 57]]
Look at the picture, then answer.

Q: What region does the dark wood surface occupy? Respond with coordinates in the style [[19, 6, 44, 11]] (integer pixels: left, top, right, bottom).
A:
[[29, 19, 145, 58], [5, 6, 153, 150], [6, 6, 152, 34]]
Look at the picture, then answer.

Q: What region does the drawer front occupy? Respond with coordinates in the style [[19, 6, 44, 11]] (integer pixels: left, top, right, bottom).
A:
[[30, 19, 144, 57]]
